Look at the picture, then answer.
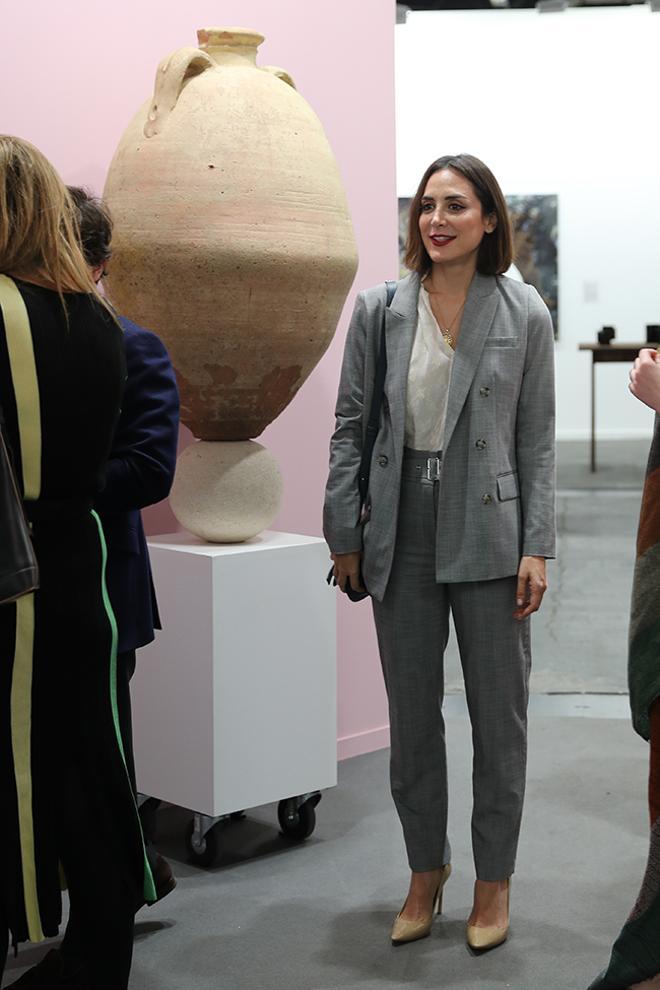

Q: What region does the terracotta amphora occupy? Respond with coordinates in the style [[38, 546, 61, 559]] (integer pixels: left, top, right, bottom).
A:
[[103, 27, 359, 541], [104, 26, 358, 442]]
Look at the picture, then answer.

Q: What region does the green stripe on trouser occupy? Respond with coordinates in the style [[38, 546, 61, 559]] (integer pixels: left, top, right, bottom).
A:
[[92, 510, 156, 904]]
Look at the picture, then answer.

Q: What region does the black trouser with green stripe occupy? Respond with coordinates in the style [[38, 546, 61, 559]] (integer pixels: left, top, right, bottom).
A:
[[59, 648, 140, 987], [57, 769, 136, 990]]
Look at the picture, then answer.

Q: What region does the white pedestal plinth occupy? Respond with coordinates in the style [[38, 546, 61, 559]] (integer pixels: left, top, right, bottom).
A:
[[131, 531, 337, 817]]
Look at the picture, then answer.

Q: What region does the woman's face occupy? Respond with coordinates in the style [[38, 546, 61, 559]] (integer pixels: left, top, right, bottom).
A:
[[418, 168, 496, 268]]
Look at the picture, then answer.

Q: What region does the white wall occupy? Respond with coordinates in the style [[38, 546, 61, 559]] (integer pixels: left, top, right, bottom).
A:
[[396, 7, 660, 439]]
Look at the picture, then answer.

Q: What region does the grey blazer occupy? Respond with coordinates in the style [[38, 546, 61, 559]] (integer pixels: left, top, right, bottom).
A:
[[323, 271, 556, 602]]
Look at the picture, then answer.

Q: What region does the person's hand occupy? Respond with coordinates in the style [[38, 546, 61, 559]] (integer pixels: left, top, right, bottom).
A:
[[514, 556, 547, 620], [331, 551, 364, 593], [629, 348, 660, 414]]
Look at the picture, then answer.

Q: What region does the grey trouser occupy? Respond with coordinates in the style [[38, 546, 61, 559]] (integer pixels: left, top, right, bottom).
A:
[[372, 448, 531, 881]]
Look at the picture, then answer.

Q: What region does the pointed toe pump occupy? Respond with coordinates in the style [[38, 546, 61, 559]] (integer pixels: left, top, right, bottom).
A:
[[466, 921, 509, 952], [391, 863, 452, 945], [466, 879, 510, 952]]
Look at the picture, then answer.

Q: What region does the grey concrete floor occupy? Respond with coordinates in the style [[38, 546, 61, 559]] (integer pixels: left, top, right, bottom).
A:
[[556, 438, 648, 492], [2, 715, 650, 990]]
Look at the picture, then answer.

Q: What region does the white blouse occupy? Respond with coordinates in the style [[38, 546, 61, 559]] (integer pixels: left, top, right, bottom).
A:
[[404, 285, 454, 451]]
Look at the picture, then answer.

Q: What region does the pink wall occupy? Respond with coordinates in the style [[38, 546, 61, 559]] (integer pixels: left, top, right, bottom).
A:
[[2, 0, 398, 759]]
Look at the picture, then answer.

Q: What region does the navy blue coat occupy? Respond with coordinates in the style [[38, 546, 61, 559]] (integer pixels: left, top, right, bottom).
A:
[[95, 316, 179, 654]]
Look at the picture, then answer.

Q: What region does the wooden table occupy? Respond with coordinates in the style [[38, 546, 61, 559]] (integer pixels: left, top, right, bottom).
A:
[[578, 343, 645, 472]]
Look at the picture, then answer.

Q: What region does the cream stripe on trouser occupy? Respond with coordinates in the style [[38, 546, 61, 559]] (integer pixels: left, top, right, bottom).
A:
[[371, 449, 531, 881], [0, 275, 44, 940]]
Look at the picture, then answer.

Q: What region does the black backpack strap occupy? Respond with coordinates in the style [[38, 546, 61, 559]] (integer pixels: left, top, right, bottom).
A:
[[357, 280, 397, 505]]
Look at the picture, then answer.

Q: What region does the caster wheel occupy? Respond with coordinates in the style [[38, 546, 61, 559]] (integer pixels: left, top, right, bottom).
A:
[[185, 818, 220, 867], [277, 798, 317, 840]]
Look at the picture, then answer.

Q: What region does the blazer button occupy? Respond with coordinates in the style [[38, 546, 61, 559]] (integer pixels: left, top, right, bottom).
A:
[[479, 386, 491, 397], [475, 438, 487, 450], [481, 493, 492, 505], [378, 455, 389, 467]]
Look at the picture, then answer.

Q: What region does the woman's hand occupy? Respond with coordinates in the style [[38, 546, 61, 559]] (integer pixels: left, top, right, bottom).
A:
[[629, 348, 660, 414], [514, 556, 547, 620], [331, 551, 365, 593]]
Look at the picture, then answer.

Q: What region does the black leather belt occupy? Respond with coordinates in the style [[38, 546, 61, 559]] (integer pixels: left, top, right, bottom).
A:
[[401, 448, 443, 482]]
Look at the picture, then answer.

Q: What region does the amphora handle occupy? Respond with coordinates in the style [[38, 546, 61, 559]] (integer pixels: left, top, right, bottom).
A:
[[262, 65, 296, 90], [144, 47, 214, 138]]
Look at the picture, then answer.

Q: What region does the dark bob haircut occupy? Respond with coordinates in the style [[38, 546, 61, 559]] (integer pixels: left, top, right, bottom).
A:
[[404, 154, 513, 277], [67, 185, 113, 269]]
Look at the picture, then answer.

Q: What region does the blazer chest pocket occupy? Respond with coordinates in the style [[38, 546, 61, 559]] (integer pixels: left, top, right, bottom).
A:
[[497, 471, 519, 501], [485, 336, 519, 348]]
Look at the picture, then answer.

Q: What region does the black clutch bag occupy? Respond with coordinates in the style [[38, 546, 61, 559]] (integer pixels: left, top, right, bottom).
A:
[[326, 567, 368, 603], [326, 280, 396, 604], [0, 404, 39, 604]]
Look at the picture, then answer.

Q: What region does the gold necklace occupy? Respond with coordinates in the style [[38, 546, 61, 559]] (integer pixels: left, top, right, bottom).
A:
[[429, 296, 465, 350]]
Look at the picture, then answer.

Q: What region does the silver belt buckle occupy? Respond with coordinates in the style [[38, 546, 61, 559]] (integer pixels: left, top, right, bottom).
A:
[[425, 456, 441, 482]]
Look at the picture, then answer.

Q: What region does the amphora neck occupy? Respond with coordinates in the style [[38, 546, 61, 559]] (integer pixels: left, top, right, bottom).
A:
[[197, 27, 264, 67]]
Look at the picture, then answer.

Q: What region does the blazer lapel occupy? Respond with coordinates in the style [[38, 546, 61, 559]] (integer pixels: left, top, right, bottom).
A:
[[384, 273, 419, 470], [443, 272, 499, 452]]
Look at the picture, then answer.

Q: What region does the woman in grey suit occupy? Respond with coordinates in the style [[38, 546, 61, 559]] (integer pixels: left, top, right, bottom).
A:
[[324, 154, 555, 952]]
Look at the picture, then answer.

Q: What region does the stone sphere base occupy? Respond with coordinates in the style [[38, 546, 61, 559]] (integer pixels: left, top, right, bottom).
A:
[[170, 440, 283, 543]]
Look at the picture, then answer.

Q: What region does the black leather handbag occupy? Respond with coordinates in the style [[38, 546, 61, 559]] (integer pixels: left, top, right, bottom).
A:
[[0, 403, 39, 604], [327, 280, 396, 603]]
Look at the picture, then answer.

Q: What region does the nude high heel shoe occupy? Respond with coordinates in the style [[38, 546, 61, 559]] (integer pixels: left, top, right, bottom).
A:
[[391, 864, 452, 945], [466, 878, 510, 951]]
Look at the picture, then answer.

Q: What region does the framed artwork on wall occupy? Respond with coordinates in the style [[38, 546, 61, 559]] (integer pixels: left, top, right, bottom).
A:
[[398, 193, 559, 338], [507, 194, 558, 337]]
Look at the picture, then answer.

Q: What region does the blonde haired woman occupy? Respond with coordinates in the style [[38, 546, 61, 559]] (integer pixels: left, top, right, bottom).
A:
[[0, 136, 153, 989]]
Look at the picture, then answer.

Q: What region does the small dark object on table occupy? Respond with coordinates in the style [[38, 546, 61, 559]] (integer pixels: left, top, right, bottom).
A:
[[597, 326, 616, 345]]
